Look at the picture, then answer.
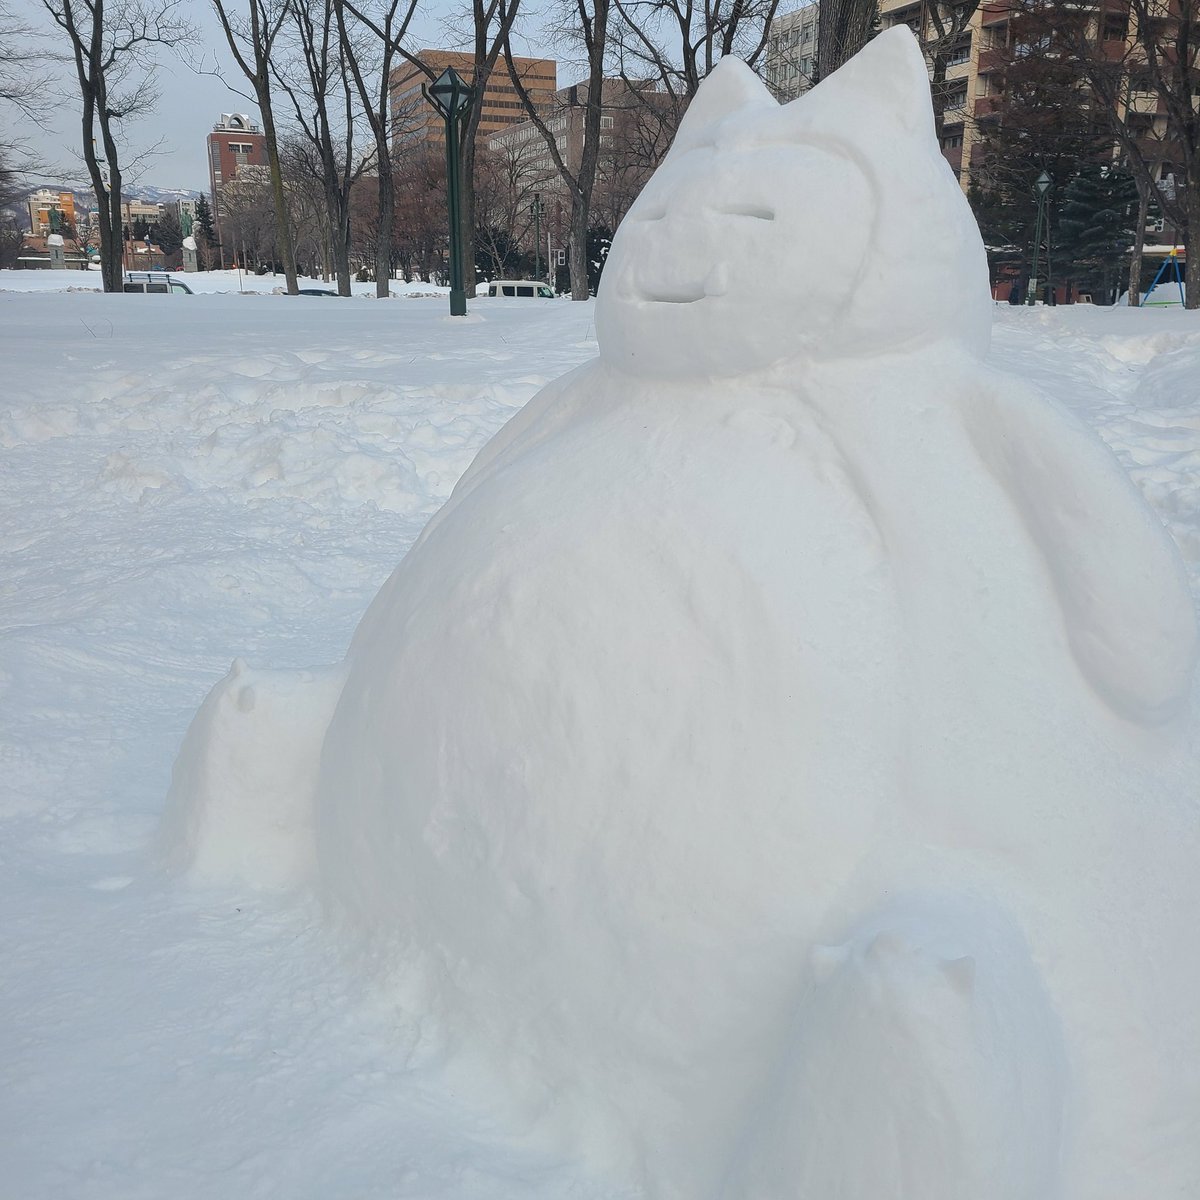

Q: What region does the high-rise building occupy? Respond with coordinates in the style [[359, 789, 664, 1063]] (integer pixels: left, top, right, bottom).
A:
[[207, 113, 268, 226], [390, 52, 557, 152]]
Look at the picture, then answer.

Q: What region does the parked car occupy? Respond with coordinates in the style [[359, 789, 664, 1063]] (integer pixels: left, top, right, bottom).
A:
[[123, 272, 193, 295], [296, 287, 338, 297], [487, 280, 555, 299]]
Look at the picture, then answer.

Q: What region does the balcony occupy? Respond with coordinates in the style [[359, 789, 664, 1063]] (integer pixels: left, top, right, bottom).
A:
[[974, 95, 1004, 118], [1127, 91, 1165, 115], [976, 47, 1006, 74]]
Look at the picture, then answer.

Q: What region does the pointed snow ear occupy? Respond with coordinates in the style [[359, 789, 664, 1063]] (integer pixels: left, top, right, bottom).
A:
[[669, 57, 778, 157], [783, 25, 934, 138]]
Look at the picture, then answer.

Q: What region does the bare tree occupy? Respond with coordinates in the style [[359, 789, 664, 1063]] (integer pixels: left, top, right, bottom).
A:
[[39, 0, 194, 291], [2, 0, 48, 164], [610, 0, 778, 121], [279, 135, 332, 275], [393, 141, 448, 281], [1048, 0, 1200, 307], [209, 0, 300, 292], [502, 0, 611, 299], [273, 0, 366, 295], [396, 0, 525, 298], [606, 0, 777, 191], [922, 0, 982, 139], [473, 135, 555, 270], [219, 164, 277, 267], [2, 0, 49, 199], [816, 0, 875, 80], [334, 0, 420, 296]]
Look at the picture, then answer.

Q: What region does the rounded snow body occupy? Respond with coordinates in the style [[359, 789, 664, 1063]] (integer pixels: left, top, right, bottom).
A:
[[310, 28, 1200, 1200]]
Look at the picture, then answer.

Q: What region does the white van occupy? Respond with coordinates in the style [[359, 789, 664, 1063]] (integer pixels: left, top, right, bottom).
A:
[[123, 272, 193, 294], [487, 280, 555, 299]]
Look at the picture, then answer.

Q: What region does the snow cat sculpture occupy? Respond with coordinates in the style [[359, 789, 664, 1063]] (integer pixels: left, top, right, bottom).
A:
[[163, 27, 1200, 1200]]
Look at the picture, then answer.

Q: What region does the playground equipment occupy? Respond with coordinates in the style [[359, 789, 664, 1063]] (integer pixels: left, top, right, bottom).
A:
[[1143, 247, 1187, 306]]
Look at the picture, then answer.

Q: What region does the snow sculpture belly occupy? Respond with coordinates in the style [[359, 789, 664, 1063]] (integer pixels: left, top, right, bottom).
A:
[[166, 26, 1200, 1200]]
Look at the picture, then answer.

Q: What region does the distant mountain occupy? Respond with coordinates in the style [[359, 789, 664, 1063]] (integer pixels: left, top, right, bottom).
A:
[[125, 186, 206, 204], [15, 183, 204, 206]]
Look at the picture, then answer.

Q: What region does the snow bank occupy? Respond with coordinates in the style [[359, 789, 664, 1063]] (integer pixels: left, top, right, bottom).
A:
[[163, 28, 1200, 1200], [0, 267, 449, 296]]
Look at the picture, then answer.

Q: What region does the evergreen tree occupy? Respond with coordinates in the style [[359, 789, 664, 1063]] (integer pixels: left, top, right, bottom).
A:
[[194, 194, 216, 243], [154, 209, 184, 255], [1056, 163, 1138, 303], [968, 0, 1109, 287], [132, 217, 149, 241], [586, 225, 612, 294]]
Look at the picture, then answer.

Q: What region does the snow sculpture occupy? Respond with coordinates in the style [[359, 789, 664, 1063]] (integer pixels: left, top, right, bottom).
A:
[[162, 26, 1200, 1200]]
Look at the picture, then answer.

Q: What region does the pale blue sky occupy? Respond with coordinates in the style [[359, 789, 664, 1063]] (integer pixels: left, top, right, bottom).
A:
[[10, 0, 559, 193]]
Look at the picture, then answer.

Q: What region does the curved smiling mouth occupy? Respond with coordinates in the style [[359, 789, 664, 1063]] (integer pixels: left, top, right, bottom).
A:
[[640, 287, 707, 305]]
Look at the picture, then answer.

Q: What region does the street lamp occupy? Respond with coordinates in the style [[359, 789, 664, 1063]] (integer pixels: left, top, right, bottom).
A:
[[531, 193, 545, 284], [424, 66, 476, 317], [1027, 169, 1053, 306]]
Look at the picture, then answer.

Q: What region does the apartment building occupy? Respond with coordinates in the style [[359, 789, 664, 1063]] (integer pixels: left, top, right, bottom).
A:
[[876, 0, 1180, 199], [874, 0, 976, 184], [485, 78, 673, 233], [764, 3, 973, 180], [390, 52, 557, 152], [122, 198, 163, 230], [764, 4, 820, 101], [26, 189, 77, 235]]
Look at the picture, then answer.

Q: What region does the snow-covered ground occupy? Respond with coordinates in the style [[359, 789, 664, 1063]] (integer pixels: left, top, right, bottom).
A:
[[2, 276, 1198, 1197], [1, 266, 449, 297]]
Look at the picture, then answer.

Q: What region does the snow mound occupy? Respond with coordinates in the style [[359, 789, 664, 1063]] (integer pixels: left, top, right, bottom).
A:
[[163, 27, 1200, 1199], [161, 659, 346, 889]]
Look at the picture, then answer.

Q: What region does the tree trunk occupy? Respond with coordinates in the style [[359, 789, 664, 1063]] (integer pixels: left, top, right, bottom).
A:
[[568, 189, 589, 299], [817, 0, 876, 79], [332, 189, 352, 295], [83, 142, 120, 292], [260, 95, 299, 294], [101, 133, 123, 292], [459, 122, 479, 298], [375, 165, 394, 297], [1128, 179, 1149, 307], [1187, 167, 1199, 310], [931, 52, 947, 143]]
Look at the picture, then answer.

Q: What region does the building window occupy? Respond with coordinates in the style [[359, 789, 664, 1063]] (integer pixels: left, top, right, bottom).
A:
[[945, 85, 968, 111]]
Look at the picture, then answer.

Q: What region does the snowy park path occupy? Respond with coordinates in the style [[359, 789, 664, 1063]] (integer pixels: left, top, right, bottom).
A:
[[2, 291, 626, 1199], [1, 288, 1198, 1198]]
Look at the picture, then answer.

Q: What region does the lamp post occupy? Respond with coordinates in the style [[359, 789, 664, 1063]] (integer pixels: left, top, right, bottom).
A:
[[531, 192, 544, 283], [1027, 169, 1053, 306], [424, 66, 476, 316]]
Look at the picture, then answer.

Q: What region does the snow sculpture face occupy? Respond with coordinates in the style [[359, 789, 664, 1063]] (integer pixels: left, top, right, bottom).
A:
[[596, 30, 991, 377]]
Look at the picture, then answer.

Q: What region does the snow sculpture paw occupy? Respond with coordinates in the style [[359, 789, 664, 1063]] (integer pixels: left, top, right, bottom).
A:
[[725, 899, 1065, 1200]]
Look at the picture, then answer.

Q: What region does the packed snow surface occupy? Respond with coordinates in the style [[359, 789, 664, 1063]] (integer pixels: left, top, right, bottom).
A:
[[157, 28, 1200, 1199], [3, 32, 1200, 1200]]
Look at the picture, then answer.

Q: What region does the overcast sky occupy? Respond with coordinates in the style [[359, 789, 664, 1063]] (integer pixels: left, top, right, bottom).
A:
[[10, 0, 556, 194]]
